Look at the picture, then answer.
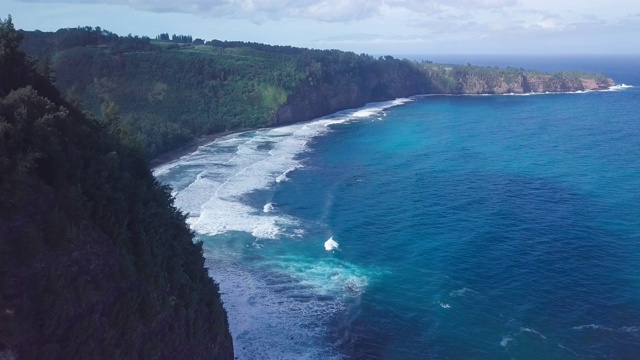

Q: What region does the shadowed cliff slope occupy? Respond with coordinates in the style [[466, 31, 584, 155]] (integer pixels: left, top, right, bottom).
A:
[[1, 17, 233, 360]]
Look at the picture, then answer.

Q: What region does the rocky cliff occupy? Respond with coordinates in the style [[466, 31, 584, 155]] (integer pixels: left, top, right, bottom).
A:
[[271, 64, 615, 126], [270, 62, 430, 126], [457, 73, 615, 94]]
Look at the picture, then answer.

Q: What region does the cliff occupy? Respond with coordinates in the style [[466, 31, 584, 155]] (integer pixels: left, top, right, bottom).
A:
[[422, 62, 615, 95], [270, 58, 430, 126], [271, 63, 614, 125], [456, 73, 614, 94], [18, 27, 615, 160], [1, 17, 233, 360]]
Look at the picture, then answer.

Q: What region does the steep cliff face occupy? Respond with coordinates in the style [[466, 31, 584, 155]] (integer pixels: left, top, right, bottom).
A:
[[457, 73, 614, 94], [525, 74, 614, 93], [1, 18, 233, 360], [272, 65, 615, 126], [458, 74, 527, 94], [270, 63, 430, 126]]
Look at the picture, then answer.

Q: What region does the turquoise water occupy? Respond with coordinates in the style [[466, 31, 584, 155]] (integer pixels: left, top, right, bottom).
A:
[[154, 58, 640, 359]]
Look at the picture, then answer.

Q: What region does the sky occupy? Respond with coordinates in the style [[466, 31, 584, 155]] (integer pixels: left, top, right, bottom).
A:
[[4, 0, 640, 55]]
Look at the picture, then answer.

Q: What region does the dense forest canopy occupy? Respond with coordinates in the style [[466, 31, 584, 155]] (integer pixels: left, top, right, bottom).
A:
[[18, 24, 612, 160], [1, 16, 233, 359]]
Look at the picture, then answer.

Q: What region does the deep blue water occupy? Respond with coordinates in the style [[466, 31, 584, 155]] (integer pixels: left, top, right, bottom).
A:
[[155, 57, 640, 359]]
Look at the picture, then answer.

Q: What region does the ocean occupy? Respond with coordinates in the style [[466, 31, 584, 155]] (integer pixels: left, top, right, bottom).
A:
[[154, 56, 640, 359]]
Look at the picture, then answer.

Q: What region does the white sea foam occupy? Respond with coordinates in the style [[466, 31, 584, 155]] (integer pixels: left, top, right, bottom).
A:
[[263, 202, 276, 213], [152, 161, 177, 178], [520, 327, 547, 340], [449, 287, 478, 297], [154, 98, 412, 240], [203, 248, 372, 359], [352, 108, 379, 118], [500, 336, 513, 347], [558, 344, 577, 355], [153, 99, 407, 358], [506, 93, 533, 96], [606, 84, 634, 91], [203, 250, 347, 360], [152, 133, 247, 178], [413, 84, 631, 99], [264, 255, 371, 297], [439, 302, 451, 309], [167, 125, 313, 239], [573, 324, 639, 332], [251, 223, 283, 239], [343, 276, 368, 297], [324, 236, 339, 251], [316, 99, 412, 128], [276, 166, 298, 183]]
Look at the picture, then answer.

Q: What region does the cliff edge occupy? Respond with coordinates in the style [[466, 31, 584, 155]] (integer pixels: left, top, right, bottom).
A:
[[271, 63, 615, 126], [18, 27, 616, 159], [1, 17, 233, 360], [457, 73, 615, 94]]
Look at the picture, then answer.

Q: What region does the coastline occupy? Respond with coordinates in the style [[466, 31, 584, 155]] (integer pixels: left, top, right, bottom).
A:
[[149, 129, 247, 168], [151, 98, 416, 360], [149, 83, 624, 169], [150, 84, 634, 358], [149, 98, 412, 169]]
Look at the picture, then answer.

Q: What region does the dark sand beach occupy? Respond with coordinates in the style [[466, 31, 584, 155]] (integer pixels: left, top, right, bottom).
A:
[[150, 130, 244, 168]]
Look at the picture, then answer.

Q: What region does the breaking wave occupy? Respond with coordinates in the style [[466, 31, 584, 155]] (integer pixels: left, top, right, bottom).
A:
[[154, 99, 409, 359], [573, 324, 639, 333], [154, 98, 411, 240]]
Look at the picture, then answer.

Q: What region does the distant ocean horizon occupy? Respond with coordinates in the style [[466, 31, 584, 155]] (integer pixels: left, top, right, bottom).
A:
[[401, 54, 640, 85], [154, 55, 640, 359]]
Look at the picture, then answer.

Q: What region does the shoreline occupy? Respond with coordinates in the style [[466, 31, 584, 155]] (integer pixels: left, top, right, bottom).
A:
[[148, 99, 409, 169], [149, 129, 248, 168], [150, 85, 632, 358], [150, 84, 627, 169]]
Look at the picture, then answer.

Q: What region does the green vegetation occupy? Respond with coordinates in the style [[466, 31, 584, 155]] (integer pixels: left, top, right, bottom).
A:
[[18, 27, 434, 158], [418, 62, 610, 94], [18, 25, 612, 161], [1, 16, 233, 359]]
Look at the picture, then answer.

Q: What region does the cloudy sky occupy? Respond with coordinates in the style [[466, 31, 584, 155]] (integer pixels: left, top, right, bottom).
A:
[[5, 0, 640, 54]]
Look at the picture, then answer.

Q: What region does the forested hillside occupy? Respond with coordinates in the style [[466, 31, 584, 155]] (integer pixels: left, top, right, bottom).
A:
[[19, 26, 614, 159], [1, 17, 233, 359], [19, 27, 434, 157]]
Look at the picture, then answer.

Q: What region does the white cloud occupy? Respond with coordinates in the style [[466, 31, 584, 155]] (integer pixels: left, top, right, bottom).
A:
[[8, 0, 640, 53], [531, 17, 565, 31], [287, 0, 383, 22], [15, 0, 519, 22]]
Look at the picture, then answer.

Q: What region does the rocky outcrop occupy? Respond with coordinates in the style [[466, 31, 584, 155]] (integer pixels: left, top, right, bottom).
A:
[[525, 74, 614, 93], [459, 74, 614, 94], [458, 74, 525, 94]]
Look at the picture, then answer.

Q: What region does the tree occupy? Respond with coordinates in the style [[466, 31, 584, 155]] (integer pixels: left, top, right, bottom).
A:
[[0, 16, 234, 359], [100, 100, 120, 126], [36, 54, 55, 83], [0, 15, 27, 96]]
